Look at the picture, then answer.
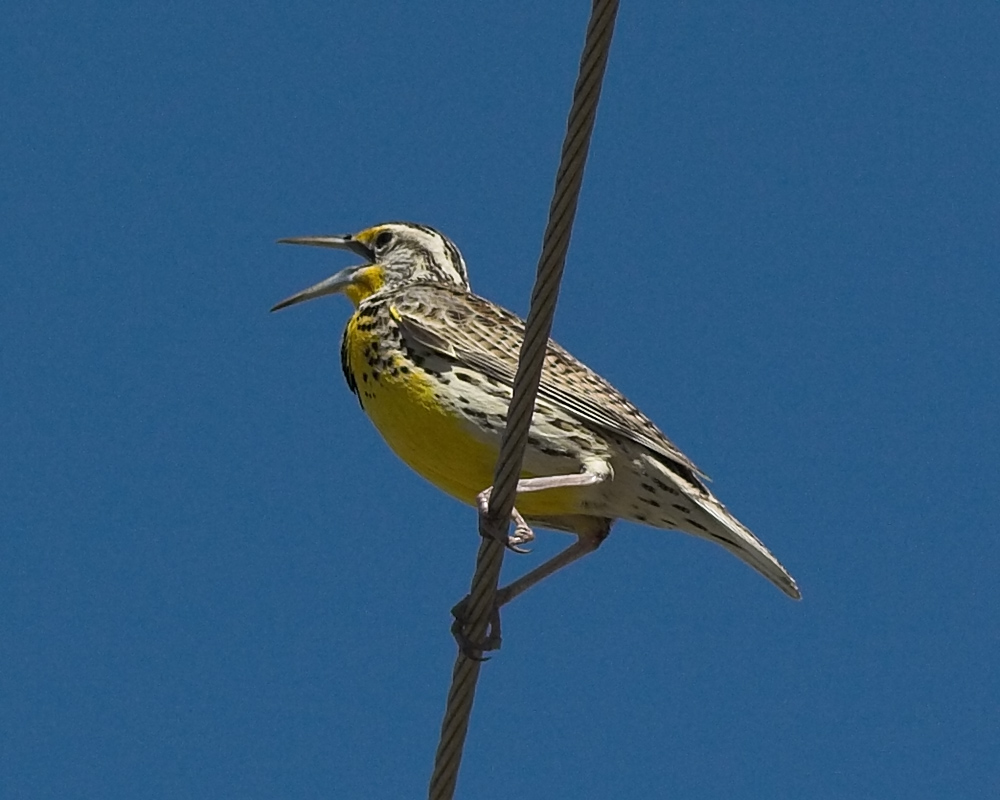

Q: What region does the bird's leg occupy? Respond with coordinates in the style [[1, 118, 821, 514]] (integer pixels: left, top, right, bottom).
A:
[[476, 472, 604, 553], [495, 535, 604, 608], [452, 470, 608, 654], [450, 530, 608, 655]]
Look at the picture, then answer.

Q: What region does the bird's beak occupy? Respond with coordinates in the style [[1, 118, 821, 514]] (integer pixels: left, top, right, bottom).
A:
[[271, 233, 377, 312], [277, 234, 375, 261], [270, 264, 368, 311]]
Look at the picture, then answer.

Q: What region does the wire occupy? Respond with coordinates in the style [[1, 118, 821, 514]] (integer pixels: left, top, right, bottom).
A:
[[428, 1, 621, 797]]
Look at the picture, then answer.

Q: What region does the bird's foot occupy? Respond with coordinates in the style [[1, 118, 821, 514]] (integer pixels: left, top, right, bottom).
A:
[[450, 596, 502, 660], [507, 517, 535, 552], [476, 487, 535, 554]]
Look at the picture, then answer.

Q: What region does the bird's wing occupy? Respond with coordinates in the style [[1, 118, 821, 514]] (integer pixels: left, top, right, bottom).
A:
[[389, 283, 707, 482]]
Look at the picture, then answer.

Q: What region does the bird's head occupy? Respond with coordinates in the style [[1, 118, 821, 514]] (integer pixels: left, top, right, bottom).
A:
[[271, 221, 470, 311]]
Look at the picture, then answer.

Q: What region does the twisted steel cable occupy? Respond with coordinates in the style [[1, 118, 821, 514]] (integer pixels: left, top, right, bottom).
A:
[[429, 2, 620, 797]]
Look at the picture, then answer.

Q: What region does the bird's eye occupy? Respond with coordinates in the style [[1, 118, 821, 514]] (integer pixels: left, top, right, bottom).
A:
[[374, 230, 393, 249]]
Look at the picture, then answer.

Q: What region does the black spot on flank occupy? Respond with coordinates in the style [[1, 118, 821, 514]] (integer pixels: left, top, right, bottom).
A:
[[672, 503, 691, 513], [454, 372, 477, 384], [635, 513, 648, 523], [653, 477, 680, 495], [640, 483, 657, 494], [361, 373, 368, 383], [400, 366, 410, 374], [640, 497, 661, 508], [458, 395, 470, 404], [686, 519, 708, 532], [371, 369, 380, 381]]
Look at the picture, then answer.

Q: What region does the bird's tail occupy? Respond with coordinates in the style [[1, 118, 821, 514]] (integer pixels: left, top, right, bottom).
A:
[[692, 490, 800, 599], [646, 457, 801, 599]]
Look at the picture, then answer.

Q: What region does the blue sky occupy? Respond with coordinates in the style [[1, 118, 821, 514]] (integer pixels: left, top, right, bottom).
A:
[[3, 2, 998, 797]]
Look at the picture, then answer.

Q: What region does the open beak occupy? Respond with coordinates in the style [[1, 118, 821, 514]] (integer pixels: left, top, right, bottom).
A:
[[271, 234, 375, 312]]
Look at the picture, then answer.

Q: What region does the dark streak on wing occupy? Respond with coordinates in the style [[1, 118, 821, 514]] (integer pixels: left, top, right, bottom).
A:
[[390, 282, 708, 485], [391, 305, 457, 357]]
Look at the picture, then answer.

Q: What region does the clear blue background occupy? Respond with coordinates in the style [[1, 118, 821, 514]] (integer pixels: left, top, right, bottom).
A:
[[3, 2, 998, 797]]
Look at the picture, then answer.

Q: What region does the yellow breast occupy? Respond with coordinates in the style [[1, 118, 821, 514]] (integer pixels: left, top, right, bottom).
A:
[[341, 311, 583, 517]]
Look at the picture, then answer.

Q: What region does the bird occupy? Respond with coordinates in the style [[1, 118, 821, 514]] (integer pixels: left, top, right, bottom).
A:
[[272, 221, 800, 606]]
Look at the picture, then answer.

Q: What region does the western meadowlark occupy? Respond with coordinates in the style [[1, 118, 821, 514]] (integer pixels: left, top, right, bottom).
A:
[[272, 222, 800, 605]]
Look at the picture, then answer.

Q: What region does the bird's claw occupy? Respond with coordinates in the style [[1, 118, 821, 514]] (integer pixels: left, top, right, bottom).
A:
[[506, 524, 534, 554], [476, 487, 536, 554], [450, 596, 502, 659]]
